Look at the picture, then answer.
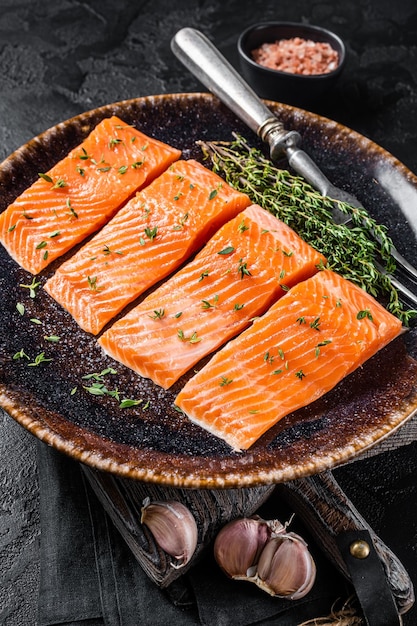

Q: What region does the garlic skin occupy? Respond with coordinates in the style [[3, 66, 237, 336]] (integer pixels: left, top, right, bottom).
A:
[[214, 515, 316, 600], [256, 532, 316, 599], [214, 516, 271, 579], [141, 498, 198, 568]]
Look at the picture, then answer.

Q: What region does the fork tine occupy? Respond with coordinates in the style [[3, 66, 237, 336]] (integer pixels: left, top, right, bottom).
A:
[[376, 262, 417, 310], [389, 248, 417, 286]]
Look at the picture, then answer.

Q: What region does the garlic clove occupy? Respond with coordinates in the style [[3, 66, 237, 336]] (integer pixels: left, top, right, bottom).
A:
[[214, 516, 271, 579], [256, 532, 316, 599], [140, 498, 198, 569]]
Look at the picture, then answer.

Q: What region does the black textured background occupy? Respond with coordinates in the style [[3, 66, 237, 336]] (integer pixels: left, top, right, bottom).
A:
[[1, 1, 417, 624]]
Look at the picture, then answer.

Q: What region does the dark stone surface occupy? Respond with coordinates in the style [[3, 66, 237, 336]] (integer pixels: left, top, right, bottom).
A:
[[1, 0, 417, 624]]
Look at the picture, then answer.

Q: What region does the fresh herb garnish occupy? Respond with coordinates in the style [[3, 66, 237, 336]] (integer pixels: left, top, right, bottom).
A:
[[149, 308, 165, 319], [199, 135, 416, 324], [357, 309, 374, 321], [19, 278, 41, 298], [237, 259, 251, 279]]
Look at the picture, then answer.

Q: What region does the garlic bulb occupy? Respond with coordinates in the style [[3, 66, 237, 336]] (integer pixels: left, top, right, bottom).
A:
[[214, 515, 316, 600], [214, 516, 271, 579], [256, 532, 316, 599], [141, 498, 198, 568]]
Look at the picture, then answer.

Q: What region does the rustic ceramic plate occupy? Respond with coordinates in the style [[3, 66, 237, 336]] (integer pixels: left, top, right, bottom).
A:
[[1, 93, 417, 488]]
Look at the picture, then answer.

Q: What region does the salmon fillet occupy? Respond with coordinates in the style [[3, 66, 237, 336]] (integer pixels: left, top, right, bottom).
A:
[[175, 269, 403, 451], [0, 116, 181, 274], [44, 160, 251, 335], [98, 204, 326, 388]]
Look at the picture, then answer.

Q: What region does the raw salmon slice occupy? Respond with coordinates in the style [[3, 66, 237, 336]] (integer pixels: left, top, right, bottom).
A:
[[98, 204, 326, 388], [0, 116, 181, 274], [175, 269, 403, 451], [44, 160, 251, 335]]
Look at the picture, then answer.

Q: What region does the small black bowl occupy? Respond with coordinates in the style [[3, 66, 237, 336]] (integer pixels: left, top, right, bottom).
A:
[[238, 21, 346, 108]]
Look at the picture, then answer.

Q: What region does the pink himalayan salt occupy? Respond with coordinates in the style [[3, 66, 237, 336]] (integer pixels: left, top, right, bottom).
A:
[[251, 37, 339, 76]]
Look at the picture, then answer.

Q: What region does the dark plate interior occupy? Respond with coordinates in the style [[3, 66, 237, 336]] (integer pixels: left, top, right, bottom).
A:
[[1, 92, 417, 488]]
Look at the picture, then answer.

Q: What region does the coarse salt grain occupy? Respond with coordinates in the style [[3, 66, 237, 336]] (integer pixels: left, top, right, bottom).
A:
[[251, 37, 339, 75]]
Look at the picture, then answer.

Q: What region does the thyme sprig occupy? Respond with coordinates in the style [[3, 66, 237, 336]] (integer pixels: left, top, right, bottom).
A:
[[199, 135, 416, 324]]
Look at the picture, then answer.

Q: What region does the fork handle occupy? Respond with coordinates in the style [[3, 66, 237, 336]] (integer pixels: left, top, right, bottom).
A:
[[171, 27, 300, 159]]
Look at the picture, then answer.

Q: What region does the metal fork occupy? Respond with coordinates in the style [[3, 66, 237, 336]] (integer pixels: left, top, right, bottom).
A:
[[171, 27, 417, 309]]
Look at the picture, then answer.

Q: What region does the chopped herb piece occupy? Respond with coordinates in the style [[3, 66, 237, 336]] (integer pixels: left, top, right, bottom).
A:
[[297, 316, 306, 325], [282, 249, 294, 257], [48, 230, 61, 238], [310, 317, 321, 331], [177, 329, 202, 343], [198, 271, 209, 282], [249, 409, 260, 414], [208, 188, 218, 200], [119, 398, 142, 408], [336, 299, 342, 307], [20, 278, 41, 298], [237, 259, 251, 279], [272, 369, 283, 375], [13, 348, 30, 360], [28, 352, 53, 366], [295, 369, 306, 380], [23, 210, 33, 219], [201, 295, 219, 310], [79, 147, 92, 160], [109, 138, 123, 148], [66, 198, 78, 219], [71, 387, 78, 395], [278, 348, 285, 360], [149, 308, 165, 319], [35, 241, 47, 250], [118, 165, 128, 175], [174, 192, 183, 201], [238, 219, 249, 233], [98, 165, 112, 172], [173, 213, 189, 230], [16, 302, 25, 316], [83, 383, 107, 396], [103, 245, 123, 256], [279, 269, 286, 279], [144, 226, 158, 241], [43, 250, 48, 261], [315, 339, 332, 357], [44, 335, 60, 343], [30, 318, 42, 325], [233, 303, 244, 311], [8, 224, 16, 232], [38, 172, 53, 183], [174, 311, 183, 318], [82, 367, 117, 381], [189, 331, 202, 344], [87, 276, 102, 291], [52, 178, 67, 189], [76, 165, 85, 176], [357, 309, 373, 321], [280, 284, 290, 291], [218, 246, 235, 255], [220, 376, 233, 386]]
